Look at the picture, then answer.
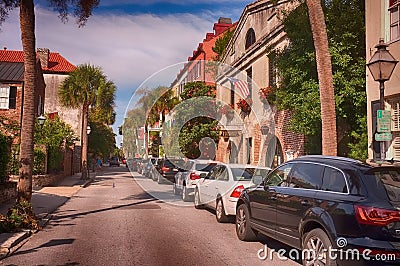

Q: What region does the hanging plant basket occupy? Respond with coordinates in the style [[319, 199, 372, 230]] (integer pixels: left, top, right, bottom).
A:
[[236, 98, 252, 115]]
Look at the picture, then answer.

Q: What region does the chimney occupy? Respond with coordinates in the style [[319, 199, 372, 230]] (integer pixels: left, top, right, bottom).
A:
[[3, 47, 6, 50], [36, 48, 50, 69], [213, 17, 232, 36]]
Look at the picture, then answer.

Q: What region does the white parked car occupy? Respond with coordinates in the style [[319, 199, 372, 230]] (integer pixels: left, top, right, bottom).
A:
[[173, 160, 217, 201], [194, 163, 270, 223]]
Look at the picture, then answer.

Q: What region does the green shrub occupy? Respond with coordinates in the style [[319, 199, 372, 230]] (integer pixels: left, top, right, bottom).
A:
[[0, 133, 10, 183], [47, 147, 63, 173], [0, 200, 40, 233]]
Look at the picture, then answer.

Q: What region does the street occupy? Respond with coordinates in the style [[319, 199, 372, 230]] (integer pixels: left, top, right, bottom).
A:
[[1, 167, 300, 266]]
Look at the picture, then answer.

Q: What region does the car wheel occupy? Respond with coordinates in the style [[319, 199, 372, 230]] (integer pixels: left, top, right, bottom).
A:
[[216, 198, 229, 223], [173, 183, 179, 195], [194, 189, 203, 209], [302, 228, 337, 266], [182, 185, 191, 202], [236, 204, 257, 241]]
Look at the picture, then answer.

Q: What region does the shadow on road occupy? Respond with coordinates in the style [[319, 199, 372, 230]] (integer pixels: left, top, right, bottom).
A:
[[52, 198, 158, 221], [12, 238, 75, 256]]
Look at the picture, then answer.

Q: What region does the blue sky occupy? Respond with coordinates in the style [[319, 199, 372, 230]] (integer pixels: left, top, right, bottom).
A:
[[0, 0, 249, 147]]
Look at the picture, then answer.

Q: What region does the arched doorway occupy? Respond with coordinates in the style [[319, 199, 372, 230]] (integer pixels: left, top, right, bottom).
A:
[[229, 141, 238, 163], [265, 136, 283, 168]]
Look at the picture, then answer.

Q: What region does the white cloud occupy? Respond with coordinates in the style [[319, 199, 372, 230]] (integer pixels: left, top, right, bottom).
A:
[[0, 6, 220, 145]]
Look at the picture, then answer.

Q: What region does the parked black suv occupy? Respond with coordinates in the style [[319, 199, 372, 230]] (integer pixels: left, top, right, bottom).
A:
[[236, 156, 400, 265]]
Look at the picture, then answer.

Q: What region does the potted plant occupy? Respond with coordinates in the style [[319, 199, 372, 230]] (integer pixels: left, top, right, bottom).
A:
[[259, 86, 276, 105], [236, 98, 253, 115]]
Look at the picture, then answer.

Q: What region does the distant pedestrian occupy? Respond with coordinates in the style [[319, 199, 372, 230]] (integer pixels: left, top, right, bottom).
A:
[[96, 158, 102, 171]]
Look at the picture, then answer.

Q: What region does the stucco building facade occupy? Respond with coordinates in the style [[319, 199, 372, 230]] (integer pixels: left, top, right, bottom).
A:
[[366, 0, 400, 161]]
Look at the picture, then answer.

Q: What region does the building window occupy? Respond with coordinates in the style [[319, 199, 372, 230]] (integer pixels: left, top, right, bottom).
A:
[[390, 0, 400, 40], [245, 28, 256, 50], [0, 85, 16, 110], [268, 54, 277, 87]]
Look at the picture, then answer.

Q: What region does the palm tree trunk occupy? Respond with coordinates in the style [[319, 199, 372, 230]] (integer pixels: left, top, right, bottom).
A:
[[306, 0, 337, 156], [17, 0, 36, 202], [81, 104, 89, 179]]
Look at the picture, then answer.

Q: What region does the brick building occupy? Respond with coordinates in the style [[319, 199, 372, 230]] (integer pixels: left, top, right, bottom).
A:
[[215, 0, 304, 167], [0, 48, 80, 174], [0, 53, 45, 142]]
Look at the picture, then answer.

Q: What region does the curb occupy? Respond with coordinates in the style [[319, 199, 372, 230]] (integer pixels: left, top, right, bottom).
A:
[[81, 177, 95, 188], [0, 230, 31, 259]]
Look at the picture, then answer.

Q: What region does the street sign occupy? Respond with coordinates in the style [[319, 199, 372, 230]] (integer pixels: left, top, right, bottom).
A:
[[377, 110, 391, 133], [375, 132, 393, 141]]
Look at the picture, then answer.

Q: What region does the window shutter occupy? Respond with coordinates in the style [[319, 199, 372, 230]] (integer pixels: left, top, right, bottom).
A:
[[8, 86, 17, 109], [393, 132, 400, 160], [393, 101, 400, 131]]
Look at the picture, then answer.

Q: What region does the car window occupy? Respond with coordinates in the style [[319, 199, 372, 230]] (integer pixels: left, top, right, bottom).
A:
[[232, 168, 255, 181], [206, 166, 219, 180], [216, 166, 229, 181], [321, 167, 348, 193], [266, 164, 293, 186], [365, 167, 400, 202], [195, 163, 216, 172], [289, 163, 323, 190]]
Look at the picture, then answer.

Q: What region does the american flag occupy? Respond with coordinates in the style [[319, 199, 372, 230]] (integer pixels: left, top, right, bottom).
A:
[[227, 77, 249, 98]]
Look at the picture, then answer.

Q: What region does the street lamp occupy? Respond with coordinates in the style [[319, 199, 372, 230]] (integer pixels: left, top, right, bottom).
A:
[[37, 115, 46, 127], [86, 125, 91, 135], [367, 38, 398, 160]]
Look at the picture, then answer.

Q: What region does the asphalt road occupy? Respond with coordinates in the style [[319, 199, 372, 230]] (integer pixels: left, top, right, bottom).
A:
[[0, 167, 301, 266]]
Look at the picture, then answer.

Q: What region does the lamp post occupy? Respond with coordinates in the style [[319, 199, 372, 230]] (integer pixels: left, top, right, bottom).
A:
[[367, 38, 398, 161], [37, 115, 46, 127]]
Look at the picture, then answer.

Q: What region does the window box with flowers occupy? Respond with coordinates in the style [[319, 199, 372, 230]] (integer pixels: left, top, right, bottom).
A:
[[236, 98, 253, 116], [259, 86, 276, 105]]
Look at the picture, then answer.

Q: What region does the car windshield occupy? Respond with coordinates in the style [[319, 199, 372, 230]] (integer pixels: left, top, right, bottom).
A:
[[365, 167, 400, 202], [195, 163, 216, 171], [231, 167, 270, 181]]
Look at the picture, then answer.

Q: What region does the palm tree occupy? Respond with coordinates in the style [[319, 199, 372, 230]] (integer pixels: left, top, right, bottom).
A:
[[59, 64, 116, 179], [0, 0, 99, 202], [306, 0, 337, 156]]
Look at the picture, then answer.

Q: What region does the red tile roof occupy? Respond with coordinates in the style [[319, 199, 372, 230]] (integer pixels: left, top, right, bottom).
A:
[[0, 49, 76, 73]]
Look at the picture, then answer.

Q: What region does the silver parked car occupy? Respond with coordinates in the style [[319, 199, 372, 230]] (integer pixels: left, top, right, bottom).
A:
[[173, 160, 217, 201]]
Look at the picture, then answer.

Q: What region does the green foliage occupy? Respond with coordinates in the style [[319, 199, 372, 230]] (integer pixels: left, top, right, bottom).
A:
[[88, 121, 116, 158], [173, 82, 219, 159], [212, 29, 234, 61], [34, 115, 77, 173], [33, 147, 46, 175], [0, 133, 10, 183], [0, 200, 40, 233], [273, 0, 366, 156]]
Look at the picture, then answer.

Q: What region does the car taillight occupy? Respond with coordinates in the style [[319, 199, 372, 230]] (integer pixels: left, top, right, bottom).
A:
[[162, 166, 170, 172], [354, 205, 400, 226], [230, 185, 245, 198], [190, 172, 200, 180]]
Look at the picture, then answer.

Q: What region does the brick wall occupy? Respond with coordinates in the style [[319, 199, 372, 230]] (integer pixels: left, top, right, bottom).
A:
[[275, 109, 305, 160]]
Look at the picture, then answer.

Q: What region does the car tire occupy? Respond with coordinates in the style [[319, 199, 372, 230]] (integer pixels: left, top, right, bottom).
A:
[[194, 189, 203, 209], [236, 204, 257, 241], [302, 228, 337, 266], [216, 198, 230, 223], [182, 185, 191, 202]]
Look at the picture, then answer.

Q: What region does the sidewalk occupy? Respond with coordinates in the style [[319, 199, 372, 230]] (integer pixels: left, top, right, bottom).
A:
[[0, 172, 96, 259]]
